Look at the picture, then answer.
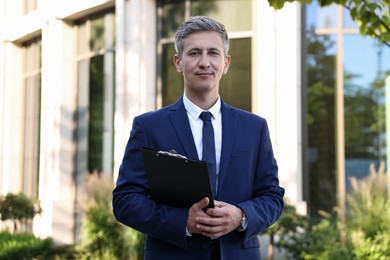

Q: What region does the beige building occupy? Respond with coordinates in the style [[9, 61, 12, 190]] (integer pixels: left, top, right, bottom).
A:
[[2, 0, 388, 248]]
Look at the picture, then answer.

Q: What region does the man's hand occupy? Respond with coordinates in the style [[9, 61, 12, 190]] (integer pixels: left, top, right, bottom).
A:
[[187, 198, 243, 239], [187, 197, 212, 235]]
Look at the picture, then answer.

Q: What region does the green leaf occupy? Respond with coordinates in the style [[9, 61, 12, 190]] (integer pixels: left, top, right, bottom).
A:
[[379, 32, 390, 43], [350, 7, 358, 19]]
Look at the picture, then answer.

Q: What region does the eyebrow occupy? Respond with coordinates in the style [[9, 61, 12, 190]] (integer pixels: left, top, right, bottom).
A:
[[187, 47, 221, 53]]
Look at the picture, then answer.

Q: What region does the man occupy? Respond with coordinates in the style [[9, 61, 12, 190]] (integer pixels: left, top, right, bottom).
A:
[[113, 16, 284, 260]]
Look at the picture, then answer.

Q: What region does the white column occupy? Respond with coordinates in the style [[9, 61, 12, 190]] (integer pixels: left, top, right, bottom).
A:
[[36, 16, 76, 244], [114, 0, 156, 180], [255, 2, 304, 207], [0, 42, 24, 194]]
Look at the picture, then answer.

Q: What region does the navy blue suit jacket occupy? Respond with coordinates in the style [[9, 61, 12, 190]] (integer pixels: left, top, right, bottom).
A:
[[113, 97, 284, 260]]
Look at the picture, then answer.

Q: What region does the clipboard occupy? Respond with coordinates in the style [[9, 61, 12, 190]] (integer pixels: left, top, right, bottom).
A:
[[141, 147, 214, 208]]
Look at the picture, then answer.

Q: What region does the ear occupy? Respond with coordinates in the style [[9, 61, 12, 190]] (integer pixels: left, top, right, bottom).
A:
[[223, 55, 231, 75], [173, 54, 182, 73]]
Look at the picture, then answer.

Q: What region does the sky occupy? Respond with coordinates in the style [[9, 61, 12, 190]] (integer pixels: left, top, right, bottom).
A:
[[306, 1, 390, 88]]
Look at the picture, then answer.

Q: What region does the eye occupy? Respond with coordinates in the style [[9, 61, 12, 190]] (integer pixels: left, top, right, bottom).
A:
[[189, 51, 199, 56], [210, 50, 220, 56]]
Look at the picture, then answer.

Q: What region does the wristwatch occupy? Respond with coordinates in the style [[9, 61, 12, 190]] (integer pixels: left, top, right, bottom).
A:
[[237, 210, 248, 232]]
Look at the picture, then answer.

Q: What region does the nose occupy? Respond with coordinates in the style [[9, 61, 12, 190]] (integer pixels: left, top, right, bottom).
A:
[[198, 53, 210, 68]]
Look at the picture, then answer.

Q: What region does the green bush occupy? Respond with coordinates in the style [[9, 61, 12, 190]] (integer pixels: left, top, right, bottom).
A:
[[0, 231, 67, 260], [348, 162, 390, 259], [0, 193, 42, 233], [76, 173, 145, 260], [352, 231, 390, 259], [347, 163, 390, 238], [275, 213, 353, 260], [297, 218, 353, 260], [261, 199, 308, 259], [271, 163, 390, 259]]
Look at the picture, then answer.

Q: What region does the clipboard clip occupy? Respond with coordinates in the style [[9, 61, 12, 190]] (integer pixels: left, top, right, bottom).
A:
[[157, 150, 188, 159]]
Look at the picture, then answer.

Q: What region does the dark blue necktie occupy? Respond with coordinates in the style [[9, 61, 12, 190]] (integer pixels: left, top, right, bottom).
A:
[[200, 111, 217, 196]]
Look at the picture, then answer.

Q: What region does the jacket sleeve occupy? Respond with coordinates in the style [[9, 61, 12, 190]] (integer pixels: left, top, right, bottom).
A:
[[112, 116, 190, 249], [236, 119, 285, 244]]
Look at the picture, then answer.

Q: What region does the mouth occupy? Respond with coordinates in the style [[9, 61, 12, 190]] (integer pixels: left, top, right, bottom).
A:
[[195, 71, 213, 76]]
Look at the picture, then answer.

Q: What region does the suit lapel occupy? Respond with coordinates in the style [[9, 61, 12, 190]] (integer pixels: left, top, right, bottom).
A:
[[218, 101, 237, 197], [169, 97, 199, 160]]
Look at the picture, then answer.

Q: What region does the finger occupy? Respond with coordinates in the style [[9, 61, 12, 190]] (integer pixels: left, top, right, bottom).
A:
[[212, 200, 226, 208], [195, 197, 210, 209]]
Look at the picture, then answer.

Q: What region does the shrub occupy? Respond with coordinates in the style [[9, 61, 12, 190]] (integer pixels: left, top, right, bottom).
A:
[[0, 193, 42, 233], [348, 162, 390, 259], [0, 231, 60, 259], [261, 199, 308, 259], [347, 162, 390, 238], [352, 231, 390, 259], [77, 172, 145, 260], [276, 212, 353, 260], [274, 162, 390, 259]]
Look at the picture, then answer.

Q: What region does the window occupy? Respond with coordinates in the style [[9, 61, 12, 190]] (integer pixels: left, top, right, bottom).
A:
[[343, 36, 390, 184], [305, 1, 390, 215], [157, 0, 253, 112], [22, 38, 42, 198], [75, 11, 116, 175]]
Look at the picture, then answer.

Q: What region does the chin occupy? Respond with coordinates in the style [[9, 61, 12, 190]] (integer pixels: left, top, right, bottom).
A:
[[197, 86, 215, 93]]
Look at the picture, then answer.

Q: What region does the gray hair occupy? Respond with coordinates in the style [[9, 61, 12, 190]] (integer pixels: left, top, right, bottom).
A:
[[174, 16, 230, 58]]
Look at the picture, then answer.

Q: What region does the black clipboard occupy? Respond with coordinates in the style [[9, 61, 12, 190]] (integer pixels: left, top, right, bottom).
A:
[[141, 147, 214, 208]]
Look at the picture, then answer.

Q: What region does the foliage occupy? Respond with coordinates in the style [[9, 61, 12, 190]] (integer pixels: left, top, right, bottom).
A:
[[347, 162, 390, 237], [352, 231, 390, 259], [348, 162, 390, 259], [0, 193, 42, 233], [264, 200, 308, 239], [0, 230, 73, 260], [76, 172, 145, 260], [296, 217, 354, 260], [268, 0, 390, 47], [261, 200, 308, 259], [272, 163, 390, 259], [274, 211, 354, 260]]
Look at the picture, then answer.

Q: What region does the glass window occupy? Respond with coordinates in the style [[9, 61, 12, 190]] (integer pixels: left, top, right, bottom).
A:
[[161, 43, 184, 106], [91, 17, 105, 52], [343, 9, 358, 29], [75, 12, 116, 174], [343, 35, 390, 186], [305, 1, 390, 216], [306, 31, 338, 213], [88, 55, 104, 172], [191, 0, 252, 32], [22, 39, 42, 198], [306, 1, 338, 30], [158, 0, 253, 111], [160, 2, 185, 38], [316, 4, 338, 29], [220, 38, 251, 111]]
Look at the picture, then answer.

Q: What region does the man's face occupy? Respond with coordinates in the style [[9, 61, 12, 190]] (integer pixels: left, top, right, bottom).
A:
[[174, 31, 230, 96]]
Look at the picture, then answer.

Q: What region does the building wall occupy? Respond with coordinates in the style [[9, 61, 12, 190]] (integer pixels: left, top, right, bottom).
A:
[[0, 0, 302, 243], [255, 1, 304, 210]]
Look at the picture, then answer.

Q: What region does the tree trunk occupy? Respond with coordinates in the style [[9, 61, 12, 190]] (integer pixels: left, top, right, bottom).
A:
[[13, 220, 17, 234], [268, 234, 274, 260]]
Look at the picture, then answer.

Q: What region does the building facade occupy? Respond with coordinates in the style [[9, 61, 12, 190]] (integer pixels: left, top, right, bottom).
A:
[[0, 0, 389, 246]]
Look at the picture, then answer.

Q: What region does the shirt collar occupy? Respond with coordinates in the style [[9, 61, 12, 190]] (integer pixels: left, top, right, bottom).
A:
[[183, 94, 221, 120]]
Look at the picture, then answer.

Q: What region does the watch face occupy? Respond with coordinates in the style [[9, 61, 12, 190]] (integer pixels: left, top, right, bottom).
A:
[[239, 213, 248, 230], [237, 209, 247, 231]]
